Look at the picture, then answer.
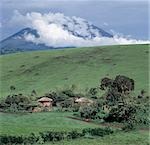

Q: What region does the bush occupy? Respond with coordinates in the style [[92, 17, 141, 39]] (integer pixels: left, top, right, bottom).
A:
[[88, 88, 98, 96], [79, 105, 99, 119], [95, 110, 109, 120], [132, 105, 149, 126], [58, 99, 73, 109], [67, 130, 83, 139], [0, 94, 32, 112], [122, 122, 135, 131], [24, 133, 39, 144], [62, 89, 75, 98], [39, 131, 66, 142], [0, 127, 114, 144], [0, 135, 24, 144], [82, 127, 113, 137]]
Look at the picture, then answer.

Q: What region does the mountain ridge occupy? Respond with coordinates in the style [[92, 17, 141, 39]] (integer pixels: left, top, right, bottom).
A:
[[0, 15, 113, 54]]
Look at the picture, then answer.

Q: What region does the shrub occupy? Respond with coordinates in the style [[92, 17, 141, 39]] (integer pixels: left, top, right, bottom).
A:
[[82, 127, 113, 137], [133, 105, 149, 125], [67, 130, 83, 139], [0, 135, 24, 144], [0, 94, 32, 112], [62, 89, 75, 98], [88, 88, 98, 96], [122, 122, 135, 131], [0, 127, 114, 144], [39, 131, 66, 142], [10, 85, 16, 91], [24, 133, 39, 144], [105, 104, 136, 122], [79, 105, 99, 119], [95, 110, 109, 120], [58, 99, 73, 109]]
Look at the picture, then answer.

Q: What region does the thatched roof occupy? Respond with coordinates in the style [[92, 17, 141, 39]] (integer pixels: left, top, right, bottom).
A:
[[37, 97, 53, 102], [75, 97, 94, 103]]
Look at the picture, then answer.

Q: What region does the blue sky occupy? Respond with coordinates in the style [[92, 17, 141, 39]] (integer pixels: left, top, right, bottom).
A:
[[0, 0, 149, 40]]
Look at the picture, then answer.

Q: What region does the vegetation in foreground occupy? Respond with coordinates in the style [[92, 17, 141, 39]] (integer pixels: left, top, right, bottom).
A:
[[0, 74, 149, 144], [43, 131, 149, 145], [0, 112, 149, 145]]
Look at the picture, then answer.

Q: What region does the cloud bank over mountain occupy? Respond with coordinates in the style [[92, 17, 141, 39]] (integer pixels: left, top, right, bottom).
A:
[[10, 11, 150, 47]]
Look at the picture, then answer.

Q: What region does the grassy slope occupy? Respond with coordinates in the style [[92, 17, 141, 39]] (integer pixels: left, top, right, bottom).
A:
[[0, 44, 149, 97], [0, 112, 149, 145], [0, 112, 98, 135]]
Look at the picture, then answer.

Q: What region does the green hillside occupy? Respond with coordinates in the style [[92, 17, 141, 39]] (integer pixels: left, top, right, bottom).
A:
[[0, 112, 98, 135], [0, 44, 149, 98], [0, 112, 148, 145]]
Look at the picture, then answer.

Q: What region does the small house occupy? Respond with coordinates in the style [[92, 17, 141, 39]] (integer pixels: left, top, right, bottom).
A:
[[37, 97, 53, 110], [75, 97, 94, 106]]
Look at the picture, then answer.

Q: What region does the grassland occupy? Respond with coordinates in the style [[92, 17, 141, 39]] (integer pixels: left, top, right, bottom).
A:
[[0, 112, 149, 145], [0, 44, 149, 98], [0, 112, 98, 135]]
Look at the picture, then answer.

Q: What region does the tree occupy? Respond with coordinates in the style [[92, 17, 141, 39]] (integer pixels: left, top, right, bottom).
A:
[[100, 75, 136, 122]]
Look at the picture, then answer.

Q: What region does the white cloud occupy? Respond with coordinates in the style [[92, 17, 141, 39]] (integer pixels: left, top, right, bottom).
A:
[[103, 22, 109, 26], [10, 11, 150, 47]]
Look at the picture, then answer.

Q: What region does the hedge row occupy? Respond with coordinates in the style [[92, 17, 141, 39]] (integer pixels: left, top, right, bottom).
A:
[[0, 127, 114, 144]]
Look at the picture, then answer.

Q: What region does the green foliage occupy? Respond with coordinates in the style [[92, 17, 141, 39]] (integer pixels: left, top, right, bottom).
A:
[[122, 122, 135, 131], [99, 75, 149, 128], [82, 127, 113, 137], [62, 89, 76, 98], [67, 130, 83, 139], [105, 104, 136, 122], [79, 105, 99, 119], [95, 110, 109, 120], [58, 99, 74, 110], [44, 91, 69, 106], [0, 94, 32, 112], [0, 127, 114, 144], [0, 135, 24, 144], [134, 105, 149, 125], [39, 131, 66, 142], [88, 88, 98, 96]]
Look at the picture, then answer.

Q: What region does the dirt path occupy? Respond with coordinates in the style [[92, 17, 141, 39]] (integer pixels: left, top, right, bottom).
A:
[[67, 116, 149, 132]]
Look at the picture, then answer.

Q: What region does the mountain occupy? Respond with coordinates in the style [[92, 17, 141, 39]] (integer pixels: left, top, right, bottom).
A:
[[0, 16, 113, 54], [0, 28, 51, 54]]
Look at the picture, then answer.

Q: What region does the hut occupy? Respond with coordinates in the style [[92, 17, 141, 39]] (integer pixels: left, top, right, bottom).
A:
[[75, 97, 94, 106], [37, 97, 53, 111]]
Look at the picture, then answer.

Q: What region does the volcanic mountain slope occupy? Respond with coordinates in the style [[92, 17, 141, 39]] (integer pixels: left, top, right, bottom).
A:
[[0, 28, 51, 54], [0, 14, 113, 54]]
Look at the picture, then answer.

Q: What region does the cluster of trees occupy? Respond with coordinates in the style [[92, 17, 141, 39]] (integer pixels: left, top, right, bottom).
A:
[[0, 127, 114, 144], [78, 75, 149, 129], [0, 94, 34, 112]]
